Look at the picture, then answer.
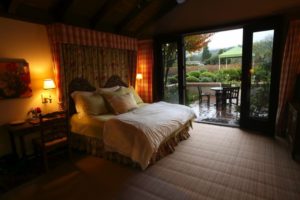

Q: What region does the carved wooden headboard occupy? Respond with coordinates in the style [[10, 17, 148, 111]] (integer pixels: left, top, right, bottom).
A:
[[104, 75, 128, 88], [68, 75, 128, 116]]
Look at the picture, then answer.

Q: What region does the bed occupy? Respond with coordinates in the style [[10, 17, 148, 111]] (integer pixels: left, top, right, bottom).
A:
[[68, 76, 196, 169]]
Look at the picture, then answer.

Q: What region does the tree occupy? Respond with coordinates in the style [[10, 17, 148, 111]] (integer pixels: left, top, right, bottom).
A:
[[252, 35, 273, 67], [202, 46, 211, 63], [162, 33, 213, 87], [184, 34, 213, 53]]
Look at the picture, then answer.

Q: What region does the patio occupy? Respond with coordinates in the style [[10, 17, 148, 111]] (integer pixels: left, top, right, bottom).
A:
[[189, 94, 240, 127]]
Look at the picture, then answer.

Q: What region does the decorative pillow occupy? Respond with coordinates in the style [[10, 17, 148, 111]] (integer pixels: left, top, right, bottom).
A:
[[105, 93, 138, 114], [120, 86, 144, 104], [71, 91, 108, 116], [96, 86, 120, 93], [99, 88, 127, 112]]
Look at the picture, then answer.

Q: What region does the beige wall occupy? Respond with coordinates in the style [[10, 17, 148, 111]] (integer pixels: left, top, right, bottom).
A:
[[0, 17, 58, 156]]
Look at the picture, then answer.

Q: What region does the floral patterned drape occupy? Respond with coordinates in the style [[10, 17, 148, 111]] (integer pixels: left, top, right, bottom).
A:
[[60, 44, 136, 108], [47, 23, 138, 109], [276, 20, 300, 136], [137, 40, 154, 103]]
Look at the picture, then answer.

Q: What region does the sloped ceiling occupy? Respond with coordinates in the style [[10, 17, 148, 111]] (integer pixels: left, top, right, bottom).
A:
[[1, 0, 300, 39], [147, 0, 300, 36]]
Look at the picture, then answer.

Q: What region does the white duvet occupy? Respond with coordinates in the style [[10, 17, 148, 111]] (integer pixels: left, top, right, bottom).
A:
[[103, 101, 196, 169]]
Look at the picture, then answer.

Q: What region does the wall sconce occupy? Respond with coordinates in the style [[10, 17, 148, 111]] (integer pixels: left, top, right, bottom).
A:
[[136, 73, 143, 80], [41, 79, 55, 104]]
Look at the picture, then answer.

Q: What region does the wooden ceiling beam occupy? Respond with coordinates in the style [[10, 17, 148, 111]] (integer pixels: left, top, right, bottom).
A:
[[90, 0, 119, 28], [115, 0, 153, 34], [135, 0, 177, 37], [8, 0, 24, 14], [50, 0, 75, 22]]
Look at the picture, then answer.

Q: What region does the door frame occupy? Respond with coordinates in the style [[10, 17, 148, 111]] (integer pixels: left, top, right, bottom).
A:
[[154, 36, 185, 104], [240, 17, 284, 135]]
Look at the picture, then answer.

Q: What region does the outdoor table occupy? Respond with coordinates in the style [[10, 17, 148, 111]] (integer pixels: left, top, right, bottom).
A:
[[210, 87, 224, 107]]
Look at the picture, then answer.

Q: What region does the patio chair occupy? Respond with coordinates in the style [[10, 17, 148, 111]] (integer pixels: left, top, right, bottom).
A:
[[216, 87, 240, 107], [229, 87, 240, 105], [197, 86, 210, 105], [221, 83, 231, 88]]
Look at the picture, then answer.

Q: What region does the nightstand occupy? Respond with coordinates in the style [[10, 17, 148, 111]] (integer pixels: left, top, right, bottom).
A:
[[287, 102, 300, 159], [7, 121, 41, 159], [7, 112, 66, 159]]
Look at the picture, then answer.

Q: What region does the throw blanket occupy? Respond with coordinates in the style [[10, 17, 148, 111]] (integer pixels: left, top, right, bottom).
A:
[[103, 101, 196, 169]]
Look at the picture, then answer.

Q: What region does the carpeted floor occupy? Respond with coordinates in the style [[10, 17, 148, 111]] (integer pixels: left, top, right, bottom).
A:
[[1, 123, 300, 200]]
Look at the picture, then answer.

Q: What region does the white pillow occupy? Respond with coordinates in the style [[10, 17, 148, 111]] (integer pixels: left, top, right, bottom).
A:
[[71, 91, 108, 116], [106, 93, 138, 114]]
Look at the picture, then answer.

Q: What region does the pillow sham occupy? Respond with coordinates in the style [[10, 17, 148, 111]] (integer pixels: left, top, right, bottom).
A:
[[71, 91, 108, 116], [105, 92, 138, 114], [120, 86, 144, 104]]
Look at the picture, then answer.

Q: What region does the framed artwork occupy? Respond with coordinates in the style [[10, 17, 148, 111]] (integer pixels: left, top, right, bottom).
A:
[[0, 58, 32, 99]]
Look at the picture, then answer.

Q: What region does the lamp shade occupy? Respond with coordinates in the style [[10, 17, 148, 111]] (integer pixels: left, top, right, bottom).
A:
[[136, 73, 143, 80], [43, 79, 56, 89]]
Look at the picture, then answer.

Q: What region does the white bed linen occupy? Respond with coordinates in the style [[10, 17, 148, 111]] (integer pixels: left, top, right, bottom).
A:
[[70, 114, 115, 139], [103, 101, 196, 169], [70, 103, 149, 139]]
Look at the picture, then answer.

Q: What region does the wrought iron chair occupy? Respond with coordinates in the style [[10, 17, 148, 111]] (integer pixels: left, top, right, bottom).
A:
[[229, 87, 240, 105], [197, 86, 210, 105], [216, 87, 240, 107]]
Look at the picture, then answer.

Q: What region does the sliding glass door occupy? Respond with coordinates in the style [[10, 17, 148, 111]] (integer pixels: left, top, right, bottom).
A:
[[155, 17, 283, 134], [161, 42, 179, 103], [155, 37, 185, 104], [240, 19, 283, 134]]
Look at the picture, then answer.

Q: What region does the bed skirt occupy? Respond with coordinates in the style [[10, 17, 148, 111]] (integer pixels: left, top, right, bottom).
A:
[[71, 120, 193, 169]]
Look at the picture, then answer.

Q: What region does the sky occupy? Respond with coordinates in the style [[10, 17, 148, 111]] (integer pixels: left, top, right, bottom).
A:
[[208, 29, 243, 50], [207, 29, 273, 50]]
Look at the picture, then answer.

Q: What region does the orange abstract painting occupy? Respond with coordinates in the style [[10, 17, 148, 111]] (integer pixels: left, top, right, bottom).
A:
[[0, 59, 32, 99]]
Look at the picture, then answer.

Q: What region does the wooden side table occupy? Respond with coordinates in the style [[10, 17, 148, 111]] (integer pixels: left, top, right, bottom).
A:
[[7, 113, 66, 159], [7, 121, 40, 159]]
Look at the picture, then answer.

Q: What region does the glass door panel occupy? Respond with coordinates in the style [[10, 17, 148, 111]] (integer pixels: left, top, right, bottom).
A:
[[249, 30, 274, 119], [240, 17, 282, 134], [162, 42, 179, 103]]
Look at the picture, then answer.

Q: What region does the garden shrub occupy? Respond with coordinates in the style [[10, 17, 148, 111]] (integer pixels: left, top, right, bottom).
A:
[[187, 71, 200, 78], [253, 65, 270, 83], [199, 71, 216, 81], [186, 76, 199, 82], [167, 76, 178, 84], [199, 77, 213, 82], [215, 68, 241, 82]]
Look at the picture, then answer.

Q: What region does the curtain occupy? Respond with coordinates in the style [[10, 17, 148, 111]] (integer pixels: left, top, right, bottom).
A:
[[137, 40, 154, 103], [60, 44, 136, 108], [47, 23, 138, 109], [276, 20, 300, 136]]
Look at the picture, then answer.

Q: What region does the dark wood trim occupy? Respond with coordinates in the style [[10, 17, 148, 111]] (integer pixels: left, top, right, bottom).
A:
[[135, 0, 177, 37], [50, 0, 75, 22], [90, 0, 118, 29], [115, 0, 153, 34], [8, 0, 24, 14], [177, 36, 185, 104]]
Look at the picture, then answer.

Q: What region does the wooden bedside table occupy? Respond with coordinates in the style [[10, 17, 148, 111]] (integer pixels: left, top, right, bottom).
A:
[[7, 121, 40, 159], [7, 112, 66, 159]]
